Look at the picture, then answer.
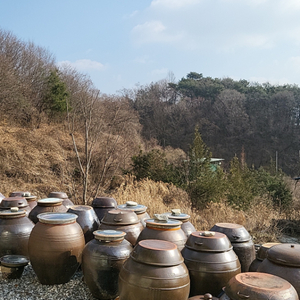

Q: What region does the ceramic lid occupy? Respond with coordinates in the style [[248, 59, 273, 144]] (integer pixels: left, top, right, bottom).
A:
[[0, 208, 27, 218], [92, 197, 117, 208], [37, 198, 63, 206], [37, 212, 78, 224], [224, 272, 298, 300], [68, 205, 93, 212], [210, 222, 252, 243], [117, 201, 147, 214], [145, 218, 182, 229], [48, 191, 68, 199], [164, 209, 190, 221], [131, 239, 184, 266], [185, 231, 232, 252], [257, 242, 281, 261], [266, 243, 300, 267], [0, 255, 29, 267], [9, 191, 37, 200], [101, 209, 140, 225], [189, 294, 219, 300], [93, 230, 126, 241], [0, 197, 28, 208]]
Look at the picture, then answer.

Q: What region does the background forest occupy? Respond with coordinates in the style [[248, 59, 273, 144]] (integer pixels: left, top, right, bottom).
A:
[[1, 28, 300, 243]]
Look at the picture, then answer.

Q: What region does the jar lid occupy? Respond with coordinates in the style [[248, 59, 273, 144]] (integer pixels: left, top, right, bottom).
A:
[[224, 272, 298, 300], [131, 239, 184, 266], [0, 197, 28, 208], [164, 210, 190, 221], [9, 191, 37, 200], [101, 209, 140, 225], [92, 197, 117, 208], [117, 202, 147, 214], [188, 294, 219, 300], [68, 205, 92, 212], [185, 231, 233, 252], [145, 218, 182, 229], [93, 230, 126, 241], [210, 222, 252, 242], [37, 198, 63, 205], [0, 255, 29, 267], [48, 191, 68, 199], [0, 208, 27, 218], [37, 212, 78, 224], [267, 244, 300, 267], [257, 242, 281, 261]]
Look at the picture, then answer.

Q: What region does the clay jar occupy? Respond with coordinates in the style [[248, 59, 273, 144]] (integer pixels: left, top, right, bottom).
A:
[[119, 239, 190, 300], [136, 216, 187, 251], [210, 223, 255, 272], [0, 197, 31, 215], [257, 243, 300, 297], [48, 191, 74, 209], [117, 201, 150, 227], [182, 231, 241, 297], [99, 209, 143, 246], [28, 212, 85, 285], [0, 208, 34, 257], [67, 205, 100, 243], [164, 209, 196, 237], [0, 255, 29, 279], [9, 191, 37, 209], [249, 242, 281, 272], [219, 272, 299, 300], [28, 198, 68, 224], [92, 197, 118, 222], [82, 230, 133, 299]]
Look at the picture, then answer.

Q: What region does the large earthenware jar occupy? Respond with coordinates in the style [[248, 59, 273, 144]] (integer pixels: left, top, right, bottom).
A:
[[48, 191, 74, 209], [182, 231, 241, 297], [257, 243, 300, 297], [67, 205, 100, 243], [92, 197, 118, 222], [9, 191, 37, 209], [0, 208, 34, 257], [28, 198, 68, 224], [164, 209, 196, 237], [219, 272, 299, 300], [82, 230, 133, 299], [0, 197, 31, 215], [99, 209, 143, 246], [28, 212, 85, 285], [210, 223, 255, 272], [136, 216, 187, 251], [118, 239, 190, 300], [249, 242, 281, 272], [117, 201, 150, 227]]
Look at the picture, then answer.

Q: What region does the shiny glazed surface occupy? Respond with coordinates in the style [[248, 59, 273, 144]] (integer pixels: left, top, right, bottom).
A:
[[28, 220, 85, 285]]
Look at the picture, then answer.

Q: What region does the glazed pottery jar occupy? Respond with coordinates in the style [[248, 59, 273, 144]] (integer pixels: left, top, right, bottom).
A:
[[219, 272, 299, 300], [82, 230, 133, 299], [0, 208, 34, 257], [0, 255, 29, 279], [67, 205, 100, 243], [117, 201, 150, 227], [136, 215, 187, 251], [28, 212, 85, 285], [9, 191, 37, 209], [249, 242, 281, 272], [118, 239, 190, 300], [257, 243, 300, 297], [48, 191, 74, 209], [210, 223, 255, 272], [164, 209, 196, 237], [0, 197, 31, 215], [92, 197, 118, 222], [28, 198, 68, 224], [182, 231, 241, 297], [99, 209, 143, 246]]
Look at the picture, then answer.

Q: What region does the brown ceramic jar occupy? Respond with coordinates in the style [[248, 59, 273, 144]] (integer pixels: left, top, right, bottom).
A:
[[92, 197, 118, 222], [48, 191, 74, 209], [0, 197, 31, 215], [82, 230, 133, 299], [28, 198, 68, 224], [9, 191, 37, 209], [219, 272, 299, 300], [182, 231, 241, 297], [257, 243, 300, 297], [99, 209, 143, 246], [0, 255, 29, 279], [0, 208, 34, 257], [210, 223, 255, 272], [136, 217, 187, 251], [67, 205, 100, 243], [28, 212, 85, 285], [117, 201, 150, 227], [118, 239, 190, 300]]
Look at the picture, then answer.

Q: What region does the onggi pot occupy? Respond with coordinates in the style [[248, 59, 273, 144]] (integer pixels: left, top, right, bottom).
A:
[[48, 191, 74, 209], [28, 212, 85, 285], [92, 197, 118, 222], [0, 197, 31, 215], [118, 239, 190, 300], [82, 230, 133, 299], [9, 191, 37, 209]]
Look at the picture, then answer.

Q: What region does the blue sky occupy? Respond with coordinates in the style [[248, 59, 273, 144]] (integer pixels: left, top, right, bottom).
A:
[[1, 0, 300, 94]]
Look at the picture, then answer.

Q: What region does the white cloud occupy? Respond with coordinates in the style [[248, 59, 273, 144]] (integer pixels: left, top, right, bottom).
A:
[[151, 68, 169, 76], [57, 59, 105, 71], [150, 0, 201, 9]]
